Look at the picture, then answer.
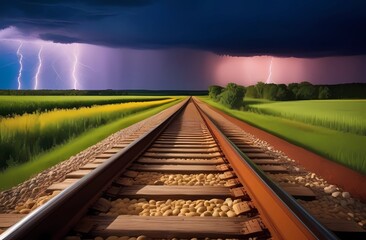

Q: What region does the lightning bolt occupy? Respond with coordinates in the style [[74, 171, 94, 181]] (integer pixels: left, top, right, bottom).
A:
[[266, 57, 273, 84], [16, 42, 23, 90], [34, 46, 43, 90], [72, 45, 79, 89]]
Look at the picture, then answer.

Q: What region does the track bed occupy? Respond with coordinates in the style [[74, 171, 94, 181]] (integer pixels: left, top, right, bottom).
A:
[[1, 98, 343, 240]]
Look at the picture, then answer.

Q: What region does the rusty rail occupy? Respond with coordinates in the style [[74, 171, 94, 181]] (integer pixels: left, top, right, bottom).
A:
[[194, 98, 338, 240]]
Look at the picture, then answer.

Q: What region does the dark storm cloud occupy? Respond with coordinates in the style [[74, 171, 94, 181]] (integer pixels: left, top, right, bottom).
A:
[[39, 33, 82, 44], [1, 0, 366, 57]]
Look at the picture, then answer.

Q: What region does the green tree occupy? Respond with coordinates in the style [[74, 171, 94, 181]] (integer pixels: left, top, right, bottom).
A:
[[276, 84, 293, 100], [263, 84, 278, 100], [219, 83, 246, 109], [255, 82, 266, 98], [296, 82, 317, 100], [288, 83, 299, 99], [208, 85, 223, 101], [245, 85, 258, 98], [318, 86, 331, 99]]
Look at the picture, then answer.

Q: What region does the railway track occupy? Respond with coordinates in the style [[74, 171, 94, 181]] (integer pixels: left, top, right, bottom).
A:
[[1, 97, 338, 240]]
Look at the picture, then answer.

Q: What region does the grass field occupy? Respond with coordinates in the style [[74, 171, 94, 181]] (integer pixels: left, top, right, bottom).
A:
[[0, 98, 176, 171], [247, 100, 366, 135], [201, 97, 366, 175], [0, 97, 183, 190], [0, 95, 169, 117], [243, 97, 274, 105]]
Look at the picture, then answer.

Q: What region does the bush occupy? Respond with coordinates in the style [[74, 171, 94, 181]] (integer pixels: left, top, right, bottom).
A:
[[208, 85, 223, 101], [219, 83, 246, 109]]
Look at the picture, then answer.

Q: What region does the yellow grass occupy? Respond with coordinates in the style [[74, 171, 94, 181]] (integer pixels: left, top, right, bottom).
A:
[[1, 99, 172, 131]]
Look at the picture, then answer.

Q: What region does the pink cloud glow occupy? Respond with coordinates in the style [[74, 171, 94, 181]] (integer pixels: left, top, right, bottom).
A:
[[212, 55, 365, 86]]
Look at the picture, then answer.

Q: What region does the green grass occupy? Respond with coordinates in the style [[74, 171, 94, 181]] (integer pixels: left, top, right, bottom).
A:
[[200, 97, 366, 175], [0, 98, 183, 190], [243, 97, 274, 105], [247, 100, 366, 135], [0, 95, 170, 116]]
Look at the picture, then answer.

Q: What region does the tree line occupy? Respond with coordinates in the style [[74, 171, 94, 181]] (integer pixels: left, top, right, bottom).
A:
[[209, 82, 366, 109]]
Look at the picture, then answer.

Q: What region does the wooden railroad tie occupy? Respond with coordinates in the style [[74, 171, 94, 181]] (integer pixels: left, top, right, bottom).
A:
[[111, 185, 232, 200], [154, 140, 216, 145], [143, 152, 223, 159], [74, 216, 269, 238], [0, 214, 26, 229], [103, 148, 123, 154], [147, 147, 220, 154], [96, 153, 116, 159], [130, 164, 221, 173], [151, 143, 218, 148], [80, 163, 101, 170], [137, 157, 224, 165]]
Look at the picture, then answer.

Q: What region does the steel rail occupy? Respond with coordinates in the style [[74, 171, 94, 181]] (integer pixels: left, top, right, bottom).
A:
[[193, 98, 338, 240], [1, 98, 190, 240]]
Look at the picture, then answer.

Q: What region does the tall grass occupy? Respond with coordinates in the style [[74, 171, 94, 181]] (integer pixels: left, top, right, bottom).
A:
[[0, 96, 169, 117], [200, 97, 366, 175], [0, 98, 175, 171], [247, 100, 366, 135]]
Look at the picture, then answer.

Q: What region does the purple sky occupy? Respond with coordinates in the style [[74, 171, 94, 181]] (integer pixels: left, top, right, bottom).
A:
[[0, 39, 365, 90], [0, 1, 365, 90]]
